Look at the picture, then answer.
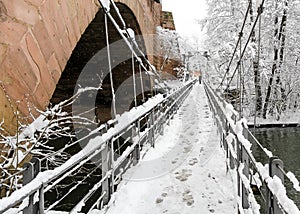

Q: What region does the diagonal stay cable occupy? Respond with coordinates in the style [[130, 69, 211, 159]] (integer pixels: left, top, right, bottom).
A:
[[218, 1, 251, 88], [98, 0, 166, 91], [108, 0, 164, 82], [226, 1, 266, 90], [104, 11, 166, 91]]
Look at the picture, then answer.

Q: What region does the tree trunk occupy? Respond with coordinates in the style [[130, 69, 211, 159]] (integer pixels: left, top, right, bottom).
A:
[[249, 0, 263, 116], [278, 2, 288, 114], [262, 0, 289, 119]]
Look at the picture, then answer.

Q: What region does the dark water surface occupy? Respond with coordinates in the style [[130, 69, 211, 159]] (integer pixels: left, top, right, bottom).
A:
[[251, 127, 300, 209]]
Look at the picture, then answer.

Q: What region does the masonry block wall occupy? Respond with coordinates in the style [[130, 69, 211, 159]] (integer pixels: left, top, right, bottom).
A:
[[0, 0, 161, 135], [0, 0, 100, 134], [116, 0, 162, 63]]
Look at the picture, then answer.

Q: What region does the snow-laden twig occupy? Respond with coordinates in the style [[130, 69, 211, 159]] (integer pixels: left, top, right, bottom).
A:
[[286, 171, 300, 192], [0, 86, 101, 197]]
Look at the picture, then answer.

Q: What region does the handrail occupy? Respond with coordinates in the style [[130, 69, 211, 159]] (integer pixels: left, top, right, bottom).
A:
[[0, 80, 196, 213], [203, 81, 300, 214]]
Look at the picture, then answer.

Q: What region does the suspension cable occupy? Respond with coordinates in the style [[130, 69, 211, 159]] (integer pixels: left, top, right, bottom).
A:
[[104, 10, 166, 92], [108, 0, 165, 85], [218, 1, 251, 88], [132, 47, 138, 107], [104, 13, 117, 119], [109, 0, 126, 28], [139, 64, 145, 102], [225, 0, 266, 90]]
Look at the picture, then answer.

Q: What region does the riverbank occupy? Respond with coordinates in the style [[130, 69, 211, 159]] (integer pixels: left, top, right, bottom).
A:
[[246, 110, 300, 128]]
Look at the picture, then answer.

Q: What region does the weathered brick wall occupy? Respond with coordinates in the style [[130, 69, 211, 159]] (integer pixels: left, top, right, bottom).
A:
[[0, 0, 161, 135]]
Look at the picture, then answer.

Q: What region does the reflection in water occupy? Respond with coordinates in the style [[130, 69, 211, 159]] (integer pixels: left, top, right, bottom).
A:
[[251, 127, 300, 209]]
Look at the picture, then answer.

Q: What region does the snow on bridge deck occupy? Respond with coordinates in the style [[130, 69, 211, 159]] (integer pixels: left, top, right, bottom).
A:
[[92, 83, 237, 214]]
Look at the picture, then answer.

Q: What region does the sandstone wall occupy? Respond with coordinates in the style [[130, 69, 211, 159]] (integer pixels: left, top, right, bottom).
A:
[[0, 0, 161, 134]]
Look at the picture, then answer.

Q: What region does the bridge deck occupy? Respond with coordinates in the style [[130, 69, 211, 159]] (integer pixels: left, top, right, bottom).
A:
[[94, 83, 237, 214]]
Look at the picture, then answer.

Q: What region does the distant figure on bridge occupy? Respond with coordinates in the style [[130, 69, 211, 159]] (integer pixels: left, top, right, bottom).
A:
[[198, 71, 202, 84]]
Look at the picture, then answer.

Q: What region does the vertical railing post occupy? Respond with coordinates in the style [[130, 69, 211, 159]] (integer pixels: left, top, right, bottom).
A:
[[167, 99, 171, 125], [23, 158, 42, 214], [229, 136, 235, 170], [267, 157, 284, 214], [101, 143, 111, 206], [159, 104, 164, 136], [149, 111, 155, 147], [236, 137, 241, 210], [110, 139, 115, 196], [241, 146, 250, 209], [32, 158, 44, 214], [133, 122, 140, 166], [39, 184, 45, 214], [170, 100, 175, 120], [23, 162, 34, 214]]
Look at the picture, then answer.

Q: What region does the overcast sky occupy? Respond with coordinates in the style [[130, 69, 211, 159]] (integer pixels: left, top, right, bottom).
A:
[[161, 0, 208, 40]]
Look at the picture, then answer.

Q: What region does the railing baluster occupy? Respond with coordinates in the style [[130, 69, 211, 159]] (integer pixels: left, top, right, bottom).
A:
[[23, 162, 34, 214], [23, 157, 42, 214], [159, 104, 164, 136], [133, 122, 139, 165], [268, 157, 284, 214], [101, 143, 111, 206], [241, 146, 250, 209], [149, 111, 155, 147], [111, 139, 115, 196]]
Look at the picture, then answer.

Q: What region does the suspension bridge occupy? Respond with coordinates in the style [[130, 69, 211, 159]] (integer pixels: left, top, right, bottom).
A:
[[0, 0, 300, 213]]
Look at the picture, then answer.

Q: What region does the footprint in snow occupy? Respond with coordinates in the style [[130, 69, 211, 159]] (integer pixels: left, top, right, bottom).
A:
[[156, 198, 163, 204], [161, 192, 168, 197], [183, 146, 192, 153], [189, 131, 195, 136], [174, 169, 192, 182], [182, 189, 194, 206], [200, 147, 204, 153], [188, 158, 198, 166]]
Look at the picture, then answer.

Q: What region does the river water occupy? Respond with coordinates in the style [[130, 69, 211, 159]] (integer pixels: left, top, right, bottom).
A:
[[251, 127, 300, 209]]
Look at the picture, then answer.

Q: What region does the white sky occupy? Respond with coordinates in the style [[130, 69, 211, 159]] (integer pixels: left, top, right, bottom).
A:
[[161, 0, 207, 40]]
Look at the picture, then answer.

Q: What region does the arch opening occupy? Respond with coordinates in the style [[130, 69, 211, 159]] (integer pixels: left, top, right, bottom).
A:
[[51, 3, 150, 125]]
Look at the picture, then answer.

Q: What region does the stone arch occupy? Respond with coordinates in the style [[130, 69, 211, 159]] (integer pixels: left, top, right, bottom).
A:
[[50, 2, 150, 124]]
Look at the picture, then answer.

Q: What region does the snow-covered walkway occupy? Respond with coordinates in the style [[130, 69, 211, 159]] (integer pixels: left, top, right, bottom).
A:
[[98, 83, 237, 214]]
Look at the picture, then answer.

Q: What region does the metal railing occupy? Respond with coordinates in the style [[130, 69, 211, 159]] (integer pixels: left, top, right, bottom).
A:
[[0, 80, 196, 214], [204, 82, 300, 214]]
